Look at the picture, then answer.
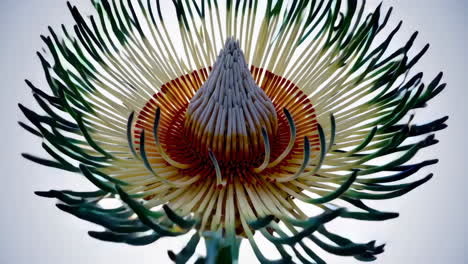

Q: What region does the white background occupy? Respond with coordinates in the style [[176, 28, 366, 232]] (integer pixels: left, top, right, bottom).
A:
[[0, 0, 466, 263]]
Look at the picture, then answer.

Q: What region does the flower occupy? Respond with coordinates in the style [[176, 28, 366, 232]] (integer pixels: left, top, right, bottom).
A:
[[19, 0, 447, 263]]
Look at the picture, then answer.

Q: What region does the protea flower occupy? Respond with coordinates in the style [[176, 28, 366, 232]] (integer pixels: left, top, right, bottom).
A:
[[19, 0, 447, 263]]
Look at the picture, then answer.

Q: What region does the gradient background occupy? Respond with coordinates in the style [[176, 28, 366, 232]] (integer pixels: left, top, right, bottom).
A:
[[1, 0, 466, 263]]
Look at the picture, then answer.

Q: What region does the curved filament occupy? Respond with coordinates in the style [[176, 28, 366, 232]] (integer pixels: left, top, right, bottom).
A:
[[276, 136, 311, 183], [253, 127, 271, 173], [208, 149, 226, 188], [268, 108, 297, 168], [153, 108, 193, 169], [139, 130, 175, 186]]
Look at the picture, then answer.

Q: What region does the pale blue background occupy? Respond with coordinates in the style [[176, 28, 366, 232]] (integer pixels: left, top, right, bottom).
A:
[[0, 0, 466, 263]]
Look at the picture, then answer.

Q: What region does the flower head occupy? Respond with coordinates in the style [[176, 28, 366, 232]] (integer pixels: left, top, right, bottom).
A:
[[20, 0, 447, 263]]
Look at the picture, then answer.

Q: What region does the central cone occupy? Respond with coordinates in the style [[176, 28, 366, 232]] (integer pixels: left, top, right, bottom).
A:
[[185, 38, 278, 161]]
